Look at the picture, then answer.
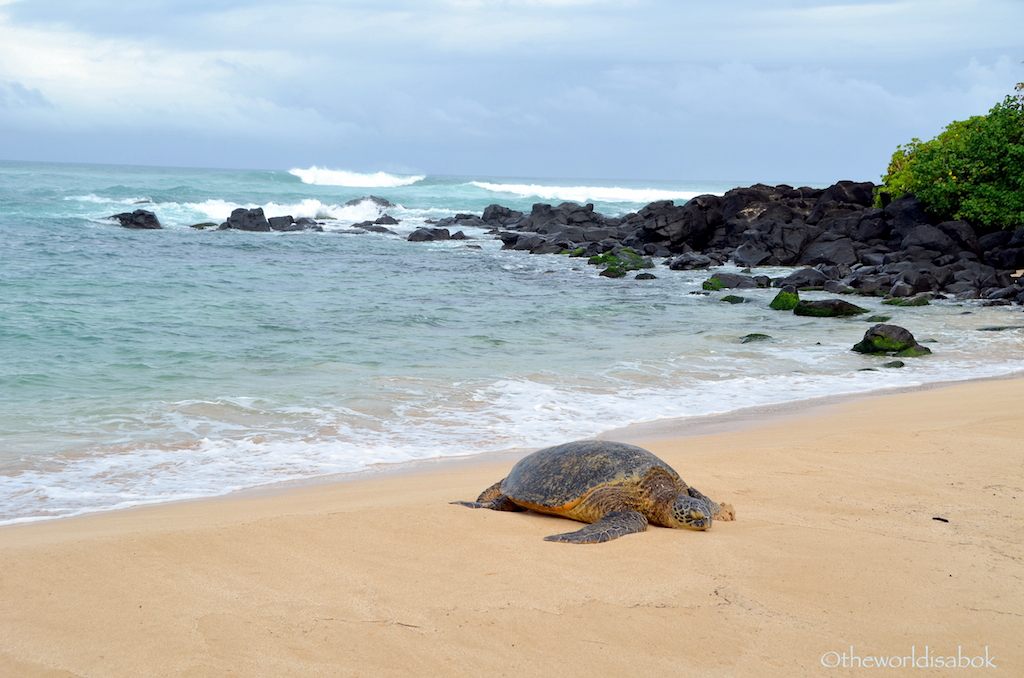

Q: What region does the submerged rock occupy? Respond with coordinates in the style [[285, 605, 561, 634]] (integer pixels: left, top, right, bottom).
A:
[[344, 195, 394, 208], [793, 299, 868, 317], [588, 249, 654, 278], [705, 272, 758, 289]]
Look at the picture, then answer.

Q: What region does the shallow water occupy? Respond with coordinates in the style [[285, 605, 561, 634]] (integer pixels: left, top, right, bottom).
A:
[[2, 161, 1023, 524]]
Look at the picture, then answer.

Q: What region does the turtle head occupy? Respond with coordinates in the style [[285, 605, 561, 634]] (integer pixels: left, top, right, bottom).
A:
[[669, 495, 713, 530]]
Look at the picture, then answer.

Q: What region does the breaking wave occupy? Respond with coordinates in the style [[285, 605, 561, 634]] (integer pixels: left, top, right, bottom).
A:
[[289, 167, 425, 188], [470, 181, 707, 204]]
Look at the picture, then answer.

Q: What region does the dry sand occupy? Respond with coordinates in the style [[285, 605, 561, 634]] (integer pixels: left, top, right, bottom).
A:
[[1, 378, 1022, 677]]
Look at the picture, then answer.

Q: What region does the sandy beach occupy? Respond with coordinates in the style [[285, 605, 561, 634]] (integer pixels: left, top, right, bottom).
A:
[[2, 378, 1021, 677]]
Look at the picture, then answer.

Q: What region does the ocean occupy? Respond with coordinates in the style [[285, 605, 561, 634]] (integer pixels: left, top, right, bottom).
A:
[[2, 160, 1023, 525]]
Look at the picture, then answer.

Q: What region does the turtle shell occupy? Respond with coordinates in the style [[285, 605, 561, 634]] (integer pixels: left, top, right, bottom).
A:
[[500, 440, 681, 511]]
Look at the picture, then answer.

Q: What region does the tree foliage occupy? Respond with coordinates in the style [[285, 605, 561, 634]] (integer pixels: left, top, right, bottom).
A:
[[879, 95, 1024, 233]]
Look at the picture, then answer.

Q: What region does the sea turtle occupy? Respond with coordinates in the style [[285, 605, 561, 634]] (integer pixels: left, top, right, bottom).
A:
[[453, 440, 735, 543]]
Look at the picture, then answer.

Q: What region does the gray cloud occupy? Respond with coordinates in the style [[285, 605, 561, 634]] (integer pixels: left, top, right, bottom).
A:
[[0, 0, 1021, 181], [0, 79, 53, 110]]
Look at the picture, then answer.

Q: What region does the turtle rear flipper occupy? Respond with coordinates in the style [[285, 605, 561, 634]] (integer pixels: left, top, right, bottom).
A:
[[451, 497, 523, 511], [543, 510, 648, 544], [452, 480, 524, 512]]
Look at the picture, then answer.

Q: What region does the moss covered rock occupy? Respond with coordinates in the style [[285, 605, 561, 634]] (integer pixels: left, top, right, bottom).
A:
[[883, 295, 930, 307], [721, 295, 746, 304], [793, 299, 869, 317], [852, 324, 932, 357], [589, 248, 654, 278], [740, 333, 772, 343], [769, 290, 799, 310]]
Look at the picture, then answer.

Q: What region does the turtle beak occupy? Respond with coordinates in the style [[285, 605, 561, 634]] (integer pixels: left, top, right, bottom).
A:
[[688, 510, 711, 530]]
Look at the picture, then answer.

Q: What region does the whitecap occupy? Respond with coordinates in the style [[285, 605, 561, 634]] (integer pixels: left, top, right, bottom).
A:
[[470, 182, 711, 204], [177, 198, 387, 226], [66, 194, 152, 205], [289, 167, 425, 188]]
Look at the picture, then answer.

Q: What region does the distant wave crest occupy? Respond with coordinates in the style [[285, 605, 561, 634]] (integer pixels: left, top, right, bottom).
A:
[[289, 167, 425, 188], [470, 181, 703, 204]]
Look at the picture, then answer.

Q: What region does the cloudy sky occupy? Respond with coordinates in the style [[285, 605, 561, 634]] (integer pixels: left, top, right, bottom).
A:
[[0, 0, 1020, 183]]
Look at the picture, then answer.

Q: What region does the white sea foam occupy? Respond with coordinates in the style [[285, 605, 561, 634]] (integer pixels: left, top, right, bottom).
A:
[[67, 194, 152, 205], [3, 355, 1023, 527], [8, 161, 1024, 528], [470, 181, 709, 204], [289, 167, 425, 188], [177, 198, 388, 226]]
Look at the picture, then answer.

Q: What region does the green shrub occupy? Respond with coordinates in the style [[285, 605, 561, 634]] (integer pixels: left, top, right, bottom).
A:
[[878, 95, 1024, 233]]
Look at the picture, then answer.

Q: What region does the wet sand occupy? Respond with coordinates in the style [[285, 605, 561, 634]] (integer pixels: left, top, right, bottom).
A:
[[1, 378, 1022, 677]]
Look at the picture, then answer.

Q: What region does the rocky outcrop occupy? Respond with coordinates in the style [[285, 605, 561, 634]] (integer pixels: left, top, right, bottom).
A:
[[408, 227, 469, 242], [108, 209, 162, 229], [218, 208, 323, 232], [450, 181, 1024, 303], [199, 185, 1024, 304], [219, 207, 271, 231], [352, 214, 399, 234]]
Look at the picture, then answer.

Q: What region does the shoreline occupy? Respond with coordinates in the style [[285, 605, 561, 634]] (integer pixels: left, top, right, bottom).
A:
[[4, 368, 1024, 530], [2, 375, 1021, 676]]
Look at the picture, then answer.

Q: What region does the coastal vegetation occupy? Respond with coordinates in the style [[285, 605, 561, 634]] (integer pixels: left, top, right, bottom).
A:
[[878, 93, 1024, 233]]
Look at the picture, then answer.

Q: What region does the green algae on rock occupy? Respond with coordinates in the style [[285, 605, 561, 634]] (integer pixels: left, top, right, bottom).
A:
[[740, 333, 772, 343], [589, 248, 654, 278], [793, 299, 868, 317], [853, 324, 932, 357], [769, 290, 799, 310], [883, 295, 930, 307]]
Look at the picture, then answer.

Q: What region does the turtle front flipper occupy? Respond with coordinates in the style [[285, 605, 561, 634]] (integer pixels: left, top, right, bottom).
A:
[[543, 510, 648, 544], [451, 480, 525, 512]]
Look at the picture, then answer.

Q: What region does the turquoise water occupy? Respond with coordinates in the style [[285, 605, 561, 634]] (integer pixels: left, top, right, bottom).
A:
[[2, 160, 1023, 524]]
